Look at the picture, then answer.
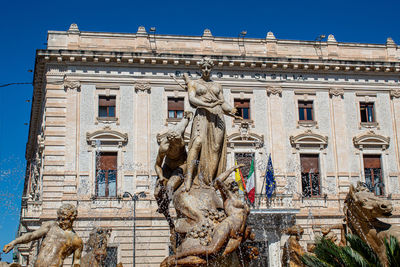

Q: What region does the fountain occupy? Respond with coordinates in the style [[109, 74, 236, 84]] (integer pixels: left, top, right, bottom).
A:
[[155, 57, 258, 266]]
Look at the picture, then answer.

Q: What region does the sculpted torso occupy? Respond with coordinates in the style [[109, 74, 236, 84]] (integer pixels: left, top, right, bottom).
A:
[[162, 140, 186, 170], [189, 79, 223, 113], [35, 222, 82, 267], [224, 196, 249, 238]]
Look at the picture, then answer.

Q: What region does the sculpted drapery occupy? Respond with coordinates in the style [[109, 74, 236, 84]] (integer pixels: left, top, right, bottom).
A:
[[183, 58, 239, 191]]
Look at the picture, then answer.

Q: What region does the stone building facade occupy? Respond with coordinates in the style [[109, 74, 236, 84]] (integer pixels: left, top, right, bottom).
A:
[[16, 24, 400, 266]]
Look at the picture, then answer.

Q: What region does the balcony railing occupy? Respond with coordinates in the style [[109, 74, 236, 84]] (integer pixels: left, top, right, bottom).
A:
[[242, 193, 297, 210]]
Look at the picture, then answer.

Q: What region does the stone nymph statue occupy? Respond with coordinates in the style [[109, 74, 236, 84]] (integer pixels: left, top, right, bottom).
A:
[[155, 58, 257, 266]]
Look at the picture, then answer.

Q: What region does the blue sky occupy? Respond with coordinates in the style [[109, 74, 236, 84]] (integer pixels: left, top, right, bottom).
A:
[[0, 0, 399, 262]]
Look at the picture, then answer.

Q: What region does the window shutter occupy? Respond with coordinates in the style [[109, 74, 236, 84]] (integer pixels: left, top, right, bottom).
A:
[[300, 154, 319, 173], [234, 99, 250, 108], [99, 96, 116, 106], [363, 155, 381, 169], [168, 98, 184, 110], [98, 152, 117, 170]]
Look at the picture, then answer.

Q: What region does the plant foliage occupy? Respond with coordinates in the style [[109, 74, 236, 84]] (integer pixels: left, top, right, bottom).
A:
[[301, 234, 400, 267]]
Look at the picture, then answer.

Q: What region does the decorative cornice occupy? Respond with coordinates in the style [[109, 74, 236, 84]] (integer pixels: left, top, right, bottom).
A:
[[135, 81, 151, 93], [266, 86, 282, 96], [390, 89, 400, 98], [353, 130, 390, 150], [329, 88, 344, 97], [290, 130, 328, 150], [36, 49, 400, 73]]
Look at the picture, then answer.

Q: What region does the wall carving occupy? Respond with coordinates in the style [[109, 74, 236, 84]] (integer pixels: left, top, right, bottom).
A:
[[64, 76, 81, 91], [266, 86, 282, 96], [390, 89, 400, 98], [329, 88, 344, 98], [135, 81, 151, 93], [227, 122, 264, 148]]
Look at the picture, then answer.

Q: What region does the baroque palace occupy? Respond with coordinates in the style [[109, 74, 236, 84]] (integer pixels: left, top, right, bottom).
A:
[[16, 23, 400, 266]]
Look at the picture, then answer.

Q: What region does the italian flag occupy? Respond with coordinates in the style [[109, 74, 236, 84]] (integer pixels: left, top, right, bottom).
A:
[[246, 159, 255, 203]]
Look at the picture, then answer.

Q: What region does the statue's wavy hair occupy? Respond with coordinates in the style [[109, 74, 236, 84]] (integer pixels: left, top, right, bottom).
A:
[[57, 203, 78, 220]]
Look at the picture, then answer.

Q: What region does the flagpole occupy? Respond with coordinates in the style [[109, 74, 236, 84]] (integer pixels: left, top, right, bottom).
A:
[[258, 165, 267, 207]]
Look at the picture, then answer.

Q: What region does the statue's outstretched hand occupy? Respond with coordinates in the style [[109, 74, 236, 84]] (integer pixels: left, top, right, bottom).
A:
[[3, 243, 13, 253]]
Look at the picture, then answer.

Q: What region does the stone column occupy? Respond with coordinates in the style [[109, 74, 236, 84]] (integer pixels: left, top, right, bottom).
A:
[[64, 78, 81, 198], [390, 89, 400, 182], [329, 88, 348, 197], [266, 86, 285, 180], [134, 81, 151, 178]]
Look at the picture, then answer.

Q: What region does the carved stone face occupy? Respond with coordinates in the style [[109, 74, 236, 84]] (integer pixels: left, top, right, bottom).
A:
[[58, 214, 74, 230], [349, 184, 393, 219], [201, 63, 212, 79]]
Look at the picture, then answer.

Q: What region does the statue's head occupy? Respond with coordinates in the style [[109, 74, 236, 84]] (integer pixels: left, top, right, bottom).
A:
[[284, 225, 304, 240], [86, 227, 112, 263], [199, 57, 214, 80], [345, 182, 393, 220], [166, 130, 181, 143], [228, 180, 239, 193], [57, 203, 78, 230]]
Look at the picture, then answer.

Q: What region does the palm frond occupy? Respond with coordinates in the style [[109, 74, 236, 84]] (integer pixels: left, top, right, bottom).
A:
[[341, 246, 373, 267], [384, 236, 400, 267], [345, 234, 380, 265], [302, 253, 335, 267]]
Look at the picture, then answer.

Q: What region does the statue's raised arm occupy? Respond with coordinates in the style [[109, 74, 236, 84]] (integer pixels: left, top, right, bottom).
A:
[[3, 204, 83, 267]]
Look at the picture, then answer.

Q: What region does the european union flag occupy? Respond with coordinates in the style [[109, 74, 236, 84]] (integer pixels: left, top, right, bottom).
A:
[[266, 154, 276, 198]]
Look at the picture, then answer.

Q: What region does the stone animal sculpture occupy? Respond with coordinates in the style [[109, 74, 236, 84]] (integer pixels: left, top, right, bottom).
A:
[[80, 227, 111, 267], [344, 182, 400, 265], [281, 225, 306, 267], [2, 204, 82, 267]]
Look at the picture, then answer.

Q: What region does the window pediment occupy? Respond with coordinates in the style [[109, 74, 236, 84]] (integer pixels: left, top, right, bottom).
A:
[[227, 122, 264, 148], [87, 126, 128, 147], [290, 130, 328, 150], [353, 131, 389, 150]]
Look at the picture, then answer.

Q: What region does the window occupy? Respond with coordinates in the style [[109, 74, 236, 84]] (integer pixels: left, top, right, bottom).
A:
[[363, 155, 384, 196], [168, 97, 184, 119], [99, 96, 116, 118], [235, 153, 254, 180], [234, 99, 250, 120], [300, 154, 320, 197], [298, 101, 314, 121], [360, 102, 375, 122], [96, 152, 117, 197]]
